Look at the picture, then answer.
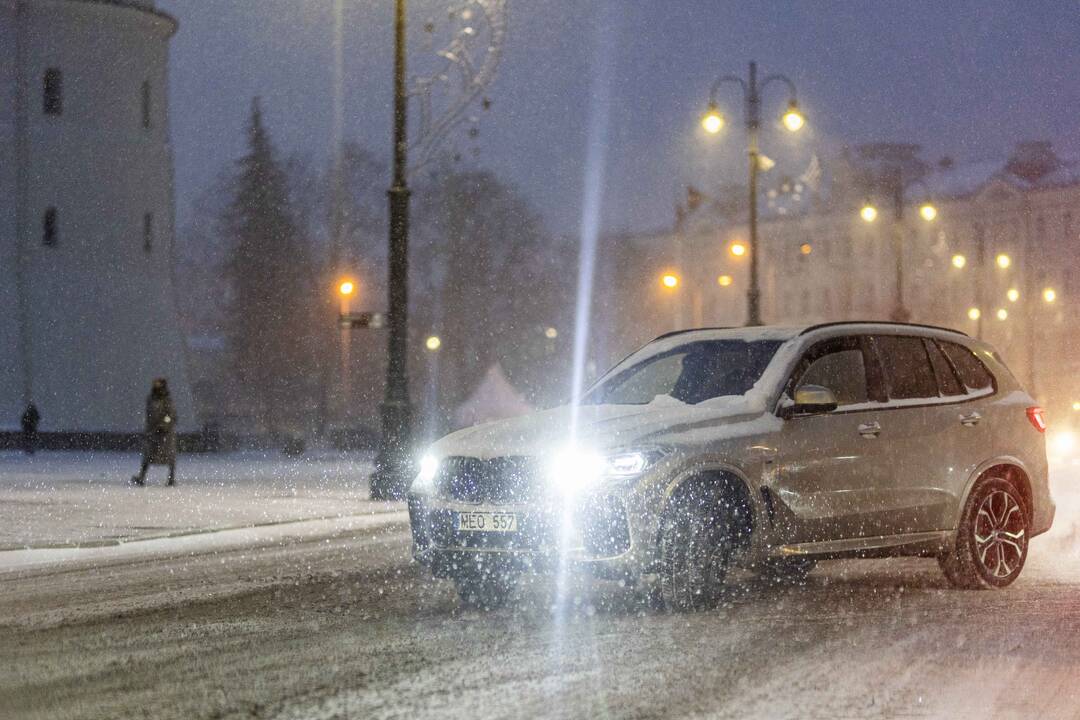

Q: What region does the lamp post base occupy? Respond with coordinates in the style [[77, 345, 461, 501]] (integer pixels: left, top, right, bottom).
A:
[[369, 400, 414, 501]]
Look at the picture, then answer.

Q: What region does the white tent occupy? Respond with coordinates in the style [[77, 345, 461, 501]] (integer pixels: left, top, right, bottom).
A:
[[454, 363, 532, 428]]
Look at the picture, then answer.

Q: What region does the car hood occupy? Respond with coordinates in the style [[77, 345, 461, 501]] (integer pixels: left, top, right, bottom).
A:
[[429, 394, 771, 459]]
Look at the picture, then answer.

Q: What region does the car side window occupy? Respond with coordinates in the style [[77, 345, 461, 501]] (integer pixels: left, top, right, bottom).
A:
[[924, 339, 965, 396], [795, 339, 869, 406], [873, 335, 939, 400], [940, 341, 995, 393]]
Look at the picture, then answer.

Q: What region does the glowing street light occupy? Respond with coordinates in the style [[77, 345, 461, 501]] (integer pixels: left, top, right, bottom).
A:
[[338, 279, 356, 296], [919, 203, 938, 222], [860, 204, 878, 223], [1007, 288, 1020, 303], [729, 242, 747, 258], [1043, 288, 1057, 303], [967, 307, 981, 321], [661, 273, 680, 289], [701, 104, 724, 134], [425, 335, 442, 351], [952, 254, 967, 269], [717, 274, 734, 287], [781, 100, 805, 132], [996, 308, 1008, 321], [544, 326, 558, 339], [996, 253, 1012, 269], [701, 61, 802, 326], [799, 243, 813, 255]]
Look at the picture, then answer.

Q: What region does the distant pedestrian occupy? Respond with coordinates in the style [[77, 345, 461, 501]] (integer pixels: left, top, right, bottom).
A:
[[20, 402, 40, 455], [131, 378, 178, 486]]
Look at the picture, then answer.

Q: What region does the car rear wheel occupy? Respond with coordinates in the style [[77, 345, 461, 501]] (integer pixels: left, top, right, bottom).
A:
[[659, 483, 734, 612], [939, 476, 1029, 589]]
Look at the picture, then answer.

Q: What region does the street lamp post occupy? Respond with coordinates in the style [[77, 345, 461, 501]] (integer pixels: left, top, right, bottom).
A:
[[860, 176, 937, 323], [370, 0, 413, 500], [702, 61, 804, 327], [888, 167, 912, 323], [338, 279, 356, 421]]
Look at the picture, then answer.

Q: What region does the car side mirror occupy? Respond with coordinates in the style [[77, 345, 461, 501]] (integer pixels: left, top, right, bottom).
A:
[[784, 385, 839, 417]]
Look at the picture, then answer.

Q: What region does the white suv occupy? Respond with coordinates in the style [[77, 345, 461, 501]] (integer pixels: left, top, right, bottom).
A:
[[407, 322, 1055, 610]]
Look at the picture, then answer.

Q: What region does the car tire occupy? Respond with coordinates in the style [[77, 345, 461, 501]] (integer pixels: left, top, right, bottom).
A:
[[659, 482, 734, 612], [757, 557, 817, 584], [454, 571, 515, 610], [939, 476, 1029, 590]]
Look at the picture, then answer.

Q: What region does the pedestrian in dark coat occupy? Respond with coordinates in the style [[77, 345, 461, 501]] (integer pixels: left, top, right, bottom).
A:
[[131, 378, 178, 486], [20, 403, 40, 455]]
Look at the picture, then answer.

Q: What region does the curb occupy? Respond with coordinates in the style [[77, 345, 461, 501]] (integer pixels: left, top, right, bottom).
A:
[[0, 507, 407, 554]]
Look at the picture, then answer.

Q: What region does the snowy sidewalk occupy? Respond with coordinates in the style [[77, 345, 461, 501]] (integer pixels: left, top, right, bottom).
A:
[[0, 450, 404, 552]]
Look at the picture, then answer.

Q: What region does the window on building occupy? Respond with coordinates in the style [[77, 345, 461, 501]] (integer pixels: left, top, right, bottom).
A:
[[142, 80, 152, 129], [43, 69, 63, 115], [43, 207, 58, 247], [143, 213, 154, 253]]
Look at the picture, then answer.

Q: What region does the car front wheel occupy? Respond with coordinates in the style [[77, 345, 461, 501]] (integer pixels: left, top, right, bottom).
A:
[[939, 476, 1029, 589], [658, 482, 735, 612]]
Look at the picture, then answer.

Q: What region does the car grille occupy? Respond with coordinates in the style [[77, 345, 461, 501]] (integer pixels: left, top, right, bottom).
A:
[[437, 456, 543, 504]]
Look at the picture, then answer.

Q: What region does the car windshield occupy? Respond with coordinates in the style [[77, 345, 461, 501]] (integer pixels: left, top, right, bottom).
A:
[[583, 339, 783, 405]]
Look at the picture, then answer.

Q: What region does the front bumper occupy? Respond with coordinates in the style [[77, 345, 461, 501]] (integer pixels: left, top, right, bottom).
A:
[[407, 492, 647, 580]]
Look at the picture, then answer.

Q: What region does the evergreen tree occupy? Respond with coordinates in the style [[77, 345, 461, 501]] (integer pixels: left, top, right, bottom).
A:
[[222, 99, 318, 434]]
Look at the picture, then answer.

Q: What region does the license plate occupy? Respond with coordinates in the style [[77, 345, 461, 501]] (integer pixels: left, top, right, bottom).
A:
[[456, 511, 518, 533]]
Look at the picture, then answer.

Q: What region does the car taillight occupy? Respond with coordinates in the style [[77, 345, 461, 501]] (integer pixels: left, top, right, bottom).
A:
[[1026, 406, 1047, 433]]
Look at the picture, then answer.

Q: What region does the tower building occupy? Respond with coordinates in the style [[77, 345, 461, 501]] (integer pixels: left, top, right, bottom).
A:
[[1, 0, 194, 432]]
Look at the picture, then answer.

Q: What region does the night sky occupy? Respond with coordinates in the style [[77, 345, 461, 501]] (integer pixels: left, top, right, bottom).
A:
[[160, 0, 1080, 238]]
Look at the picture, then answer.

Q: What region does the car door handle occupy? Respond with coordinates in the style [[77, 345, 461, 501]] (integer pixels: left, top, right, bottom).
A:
[[857, 422, 882, 438], [959, 411, 982, 427]]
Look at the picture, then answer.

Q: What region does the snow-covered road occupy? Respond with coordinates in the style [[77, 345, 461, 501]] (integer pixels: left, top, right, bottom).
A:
[[2, 506, 1079, 718], [1, 454, 1079, 719]]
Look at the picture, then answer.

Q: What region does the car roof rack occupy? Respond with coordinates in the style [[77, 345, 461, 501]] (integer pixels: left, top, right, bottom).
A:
[[798, 320, 968, 338], [650, 327, 736, 343]]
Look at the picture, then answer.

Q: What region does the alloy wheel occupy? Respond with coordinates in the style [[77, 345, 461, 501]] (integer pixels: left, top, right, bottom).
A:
[[973, 490, 1026, 579]]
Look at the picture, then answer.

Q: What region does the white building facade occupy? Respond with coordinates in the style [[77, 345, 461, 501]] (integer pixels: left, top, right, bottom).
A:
[[1, 0, 194, 432], [609, 143, 1080, 411]]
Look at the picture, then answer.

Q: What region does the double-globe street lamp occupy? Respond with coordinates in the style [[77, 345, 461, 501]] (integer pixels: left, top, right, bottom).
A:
[[858, 176, 938, 323], [701, 61, 805, 327]]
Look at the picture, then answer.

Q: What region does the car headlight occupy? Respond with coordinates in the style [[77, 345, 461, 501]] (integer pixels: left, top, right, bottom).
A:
[[547, 446, 661, 495], [410, 453, 440, 494]]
